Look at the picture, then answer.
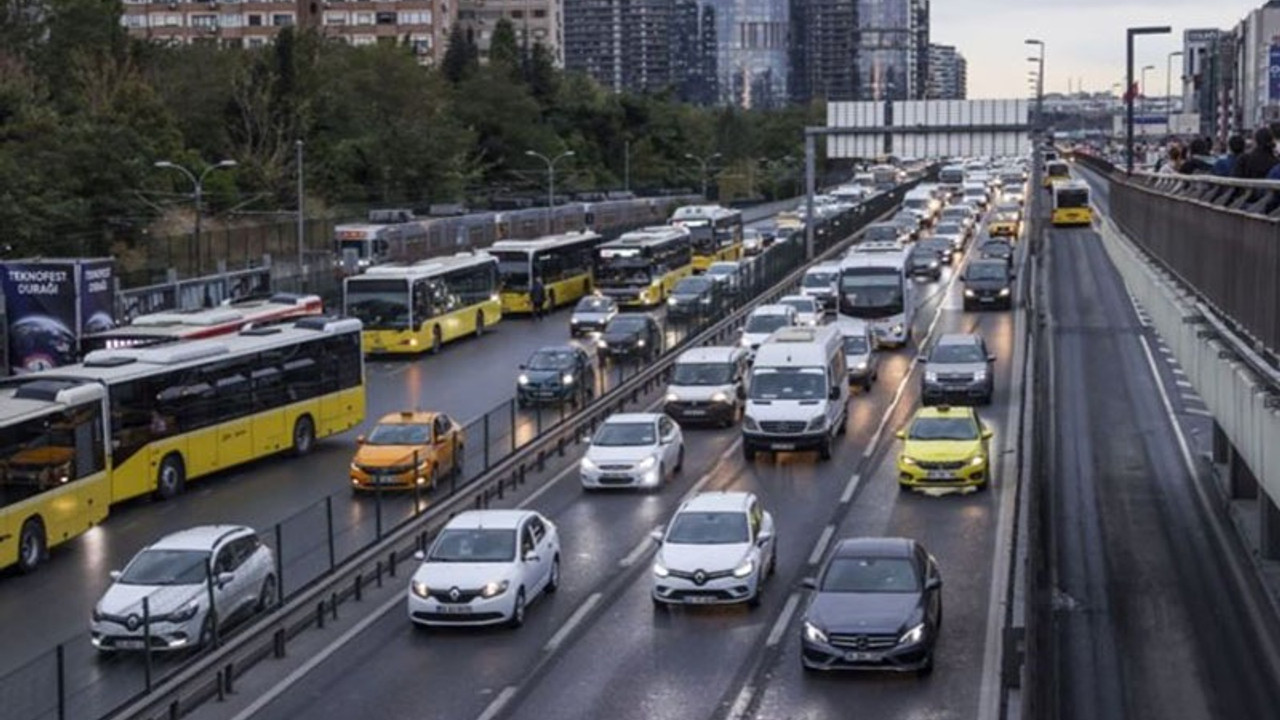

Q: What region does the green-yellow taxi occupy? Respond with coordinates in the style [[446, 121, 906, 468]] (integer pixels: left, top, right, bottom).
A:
[[895, 406, 992, 492]]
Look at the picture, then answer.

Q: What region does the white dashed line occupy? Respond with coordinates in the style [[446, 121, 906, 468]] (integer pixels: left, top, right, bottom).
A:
[[543, 592, 602, 653], [1184, 407, 1213, 418], [808, 525, 836, 565], [475, 686, 518, 720], [839, 473, 861, 504], [619, 529, 660, 568], [726, 684, 756, 720], [766, 593, 801, 648], [1176, 380, 1194, 389]]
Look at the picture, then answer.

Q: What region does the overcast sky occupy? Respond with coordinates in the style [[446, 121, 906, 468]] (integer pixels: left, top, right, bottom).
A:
[[931, 1, 1264, 98]]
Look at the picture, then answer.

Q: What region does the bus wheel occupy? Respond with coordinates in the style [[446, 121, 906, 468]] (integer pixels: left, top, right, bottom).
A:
[[156, 454, 186, 500], [292, 415, 316, 456], [17, 517, 46, 574], [475, 311, 485, 338], [431, 327, 442, 355]]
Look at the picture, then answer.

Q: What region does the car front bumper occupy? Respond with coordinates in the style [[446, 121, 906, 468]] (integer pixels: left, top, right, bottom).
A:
[[801, 635, 932, 672], [91, 617, 202, 651], [407, 590, 515, 626], [652, 571, 759, 606], [665, 400, 736, 425], [898, 458, 988, 489], [742, 429, 829, 452], [922, 380, 991, 404]]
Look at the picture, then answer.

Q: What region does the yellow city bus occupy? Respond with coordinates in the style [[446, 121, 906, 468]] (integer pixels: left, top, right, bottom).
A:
[[670, 205, 745, 271], [343, 254, 501, 355], [1051, 181, 1092, 226], [0, 318, 366, 571], [593, 226, 693, 308], [489, 231, 606, 314], [1043, 160, 1070, 188]]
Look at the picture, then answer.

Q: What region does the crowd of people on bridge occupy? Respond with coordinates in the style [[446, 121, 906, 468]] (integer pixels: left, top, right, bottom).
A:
[[1153, 125, 1280, 180]]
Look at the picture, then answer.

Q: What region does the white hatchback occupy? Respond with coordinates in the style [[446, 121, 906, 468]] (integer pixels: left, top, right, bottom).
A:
[[651, 491, 777, 608], [581, 413, 684, 490], [740, 305, 798, 358], [778, 295, 824, 326], [91, 525, 276, 652], [408, 510, 560, 628]]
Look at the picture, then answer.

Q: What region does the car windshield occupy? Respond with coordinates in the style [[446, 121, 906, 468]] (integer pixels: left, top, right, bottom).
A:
[[780, 299, 815, 314], [429, 529, 516, 563], [981, 242, 1011, 255], [575, 297, 614, 313], [803, 272, 835, 288], [666, 511, 750, 545], [821, 557, 920, 593], [745, 314, 790, 333], [674, 278, 712, 294], [672, 363, 734, 386], [593, 421, 656, 446], [707, 265, 735, 276], [967, 263, 1008, 281], [119, 549, 211, 586], [935, 224, 963, 235], [909, 416, 980, 441], [527, 350, 576, 371], [843, 336, 870, 355], [931, 343, 986, 364], [749, 367, 826, 400], [608, 317, 647, 332], [995, 212, 1019, 222], [367, 423, 431, 445]]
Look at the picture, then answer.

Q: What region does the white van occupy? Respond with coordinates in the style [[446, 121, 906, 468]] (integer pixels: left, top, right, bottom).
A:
[[663, 346, 750, 427], [742, 325, 849, 462]]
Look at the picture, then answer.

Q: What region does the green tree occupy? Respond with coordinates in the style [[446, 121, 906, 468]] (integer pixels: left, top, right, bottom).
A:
[[488, 18, 521, 82], [525, 42, 558, 107], [441, 24, 479, 85]]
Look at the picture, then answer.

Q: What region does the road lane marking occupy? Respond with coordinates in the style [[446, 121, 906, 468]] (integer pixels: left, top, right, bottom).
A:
[[1176, 380, 1194, 389], [839, 473, 861, 504], [1184, 407, 1212, 418], [721, 437, 744, 460], [726, 683, 756, 720], [229, 591, 405, 720], [517, 462, 579, 509], [620, 529, 660, 568], [475, 686, 518, 720], [543, 592, 602, 653], [766, 593, 801, 648], [807, 525, 835, 566]]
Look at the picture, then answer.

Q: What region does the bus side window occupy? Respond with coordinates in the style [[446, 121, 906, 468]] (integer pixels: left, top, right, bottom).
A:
[[413, 279, 433, 321], [251, 366, 285, 411], [72, 402, 106, 479], [324, 334, 363, 391]]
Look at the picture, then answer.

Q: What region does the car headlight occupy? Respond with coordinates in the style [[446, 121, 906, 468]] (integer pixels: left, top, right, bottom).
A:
[[92, 606, 103, 622], [900, 455, 917, 466], [899, 622, 926, 646], [571, 317, 580, 324], [652, 560, 669, 577], [964, 289, 976, 297], [929, 261, 939, 269], [637, 339, 646, 347], [666, 392, 680, 403], [480, 580, 509, 598], [350, 463, 361, 473], [580, 456, 599, 473], [710, 391, 730, 403], [668, 297, 678, 306], [743, 415, 760, 431], [999, 288, 1011, 297], [597, 339, 607, 349], [636, 456, 657, 472], [740, 335, 751, 347], [805, 415, 826, 431], [517, 374, 530, 386], [169, 599, 200, 623], [562, 373, 574, 385], [854, 362, 868, 372], [969, 454, 987, 467], [732, 559, 755, 578], [701, 297, 712, 304], [412, 581, 431, 598], [925, 371, 939, 382], [890, 324, 904, 337], [803, 621, 828, 644]]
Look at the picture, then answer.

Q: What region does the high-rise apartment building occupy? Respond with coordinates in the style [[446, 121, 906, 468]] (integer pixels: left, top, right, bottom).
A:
[[791, 0, 928, 103], [458, 0, 564, 66], [673, 0, 719, 104], [789, 0, 857, 102], [119, 0, 456, 63], [704, 0, 789, 107], [927, 43, 965, 99]]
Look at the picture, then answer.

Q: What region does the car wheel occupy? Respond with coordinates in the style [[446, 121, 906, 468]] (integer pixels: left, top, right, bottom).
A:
[[917, 653, 935, 678], [198, 613, 217, 649], [674, 446, 684, 474], [546, 555, 560, 594], [292, 414, 316, 457], [818, 432, 833, 461], [768, 546, 778, 578], [256, 575, 278, 612], [747, 576, 763, 608], [454, 447, 464, 477], [863, 377, 873, 393], [17, 517, 46, 574], [507, 588, 526, 629], [156, 453, 186, 500], [742, 444, 756, 462], [475, 311, 485, 338]]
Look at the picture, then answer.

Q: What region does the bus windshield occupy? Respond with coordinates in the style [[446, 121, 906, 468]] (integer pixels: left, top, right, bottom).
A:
[[1056, 189, 1089, 208], [490, 251, 531, 290], [840, 271, 904, 317], [345, 279, 411, 330], [595, 259, 651, 287]]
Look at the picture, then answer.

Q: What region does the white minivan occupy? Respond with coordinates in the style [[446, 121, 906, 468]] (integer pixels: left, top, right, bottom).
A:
[[741, 325, 849, 462]]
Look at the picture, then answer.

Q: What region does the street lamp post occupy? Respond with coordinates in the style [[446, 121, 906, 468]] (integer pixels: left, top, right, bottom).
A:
[[684, 152, 722, 199], [1126, 26, 1171, 173], [525, 150, 575, 234], [1025, 39, 1045, 132], [1167, 50, 1184, 123], [1141, 64, 1155, 115], [154, 158, 237, 274]]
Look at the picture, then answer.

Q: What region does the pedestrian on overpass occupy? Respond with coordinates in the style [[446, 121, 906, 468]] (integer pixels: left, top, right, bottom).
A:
[[1233, 127, 1279, 179], [1178, 138, 1215, 175], [1213, 135, 1245, 177]]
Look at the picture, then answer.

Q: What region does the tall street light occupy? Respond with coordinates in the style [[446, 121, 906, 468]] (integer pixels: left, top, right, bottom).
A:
[[525, 150, 575, 233], [1126, 26, 1171, 173], [685, 152, 722, 199], [1026, 39, 1045, 132], [154, 158, 237, 273], [1141, 64, 1155, 115], [1167, 50, 1184, 123]]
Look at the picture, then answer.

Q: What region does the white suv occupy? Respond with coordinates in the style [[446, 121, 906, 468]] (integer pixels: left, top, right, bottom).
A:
[[651, 491, 777, 608], [91, 526, 276, 652]]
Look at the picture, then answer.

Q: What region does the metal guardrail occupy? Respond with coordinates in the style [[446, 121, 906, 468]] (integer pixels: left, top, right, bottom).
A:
[[91, 183, 919, 720], [1070, 151, 1280, 369]]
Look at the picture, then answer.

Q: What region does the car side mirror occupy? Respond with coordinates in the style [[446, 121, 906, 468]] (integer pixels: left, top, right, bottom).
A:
[[518, 364, 526, 370], [414, 550, 425, 561], [926, 576, 943, 590], [800, 576, 817, 590], [917, 357, 928, 364], [216, 572, 235, 589], [661, 433, 675, 445], [828, 385, 840, 400], [109, 570, 122, 580], [356, 435, 366, 445], [524, 552, 540, 563], [982, 428, 994, 439], [757, 530, 774, 547], [895, 429, 907, 440], [649, 528, 664, 544]]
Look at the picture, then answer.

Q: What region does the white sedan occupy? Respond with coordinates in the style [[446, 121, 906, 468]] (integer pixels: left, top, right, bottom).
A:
[[408, 510, 560, 628], [778, 295, 824, 326], [580, 413, 684, 490], [651, 491, 777, 608]]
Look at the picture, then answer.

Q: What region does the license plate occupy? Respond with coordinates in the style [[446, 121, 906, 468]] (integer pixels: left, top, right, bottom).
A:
[[683, 409, 706, 416], [437, 605, 473, 614], [844, 651, 875, 662], [602, 475, 631, 483], [926, 470, 954, 480], [116, 639, 145, 650], [684, 596, 718, 605], [772, 443, 796, 451], [979, 297, 994, 303]]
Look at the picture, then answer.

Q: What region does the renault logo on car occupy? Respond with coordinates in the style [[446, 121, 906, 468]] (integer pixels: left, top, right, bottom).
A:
[[693, 570, 707, 586], [449, 587, 461, 602]]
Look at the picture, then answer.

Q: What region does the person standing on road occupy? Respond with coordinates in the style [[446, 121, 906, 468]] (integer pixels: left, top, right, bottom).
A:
[[530, 278, 546, 321]]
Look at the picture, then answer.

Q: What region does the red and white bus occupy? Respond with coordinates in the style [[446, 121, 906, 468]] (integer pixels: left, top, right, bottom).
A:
[[81, 293, 325, 353]]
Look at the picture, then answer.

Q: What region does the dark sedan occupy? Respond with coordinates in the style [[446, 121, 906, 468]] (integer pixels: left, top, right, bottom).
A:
[[915, 237, 955, 264], [516, 344, 596, 407], [800, 537, 942, 675], [666, 276, 722, 321], [962, 259, 1014, 310], [597, 313, 663, 361], [978, 238, 1014, 269], [906, 247, 942, 280]]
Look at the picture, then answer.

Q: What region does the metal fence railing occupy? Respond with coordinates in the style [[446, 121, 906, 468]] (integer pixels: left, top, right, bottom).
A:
[[1070, 152, 1280, 364], [0, 180, 924, 720]]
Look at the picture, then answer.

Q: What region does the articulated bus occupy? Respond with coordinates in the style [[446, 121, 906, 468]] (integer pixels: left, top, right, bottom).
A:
[[0, 318, 365, 572], [82, 293, 325, 354], [670, 205, 744, 271], [593, 226, 693, 308], [1051, 180, 1092, 227], [344, 254, 501, 355], [1043, 160, 1070, 188], [489, 231, 606, 314]]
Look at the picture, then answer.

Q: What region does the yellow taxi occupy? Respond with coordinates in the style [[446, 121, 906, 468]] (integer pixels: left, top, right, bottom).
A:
[[895, 406, 992, 492], [350, 411, 465, 491], [987, 211, 1020, 239]]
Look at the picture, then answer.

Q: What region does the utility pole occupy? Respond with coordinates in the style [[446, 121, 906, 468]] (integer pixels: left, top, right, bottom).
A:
[[296, 140, 305, 284]]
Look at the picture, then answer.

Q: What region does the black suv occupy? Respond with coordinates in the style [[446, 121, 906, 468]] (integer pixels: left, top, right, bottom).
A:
[[962, 259, 1014, 310], [516, 344, 597, 406], [598, 313, 663, 361], [666, 276, 723, 322]]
